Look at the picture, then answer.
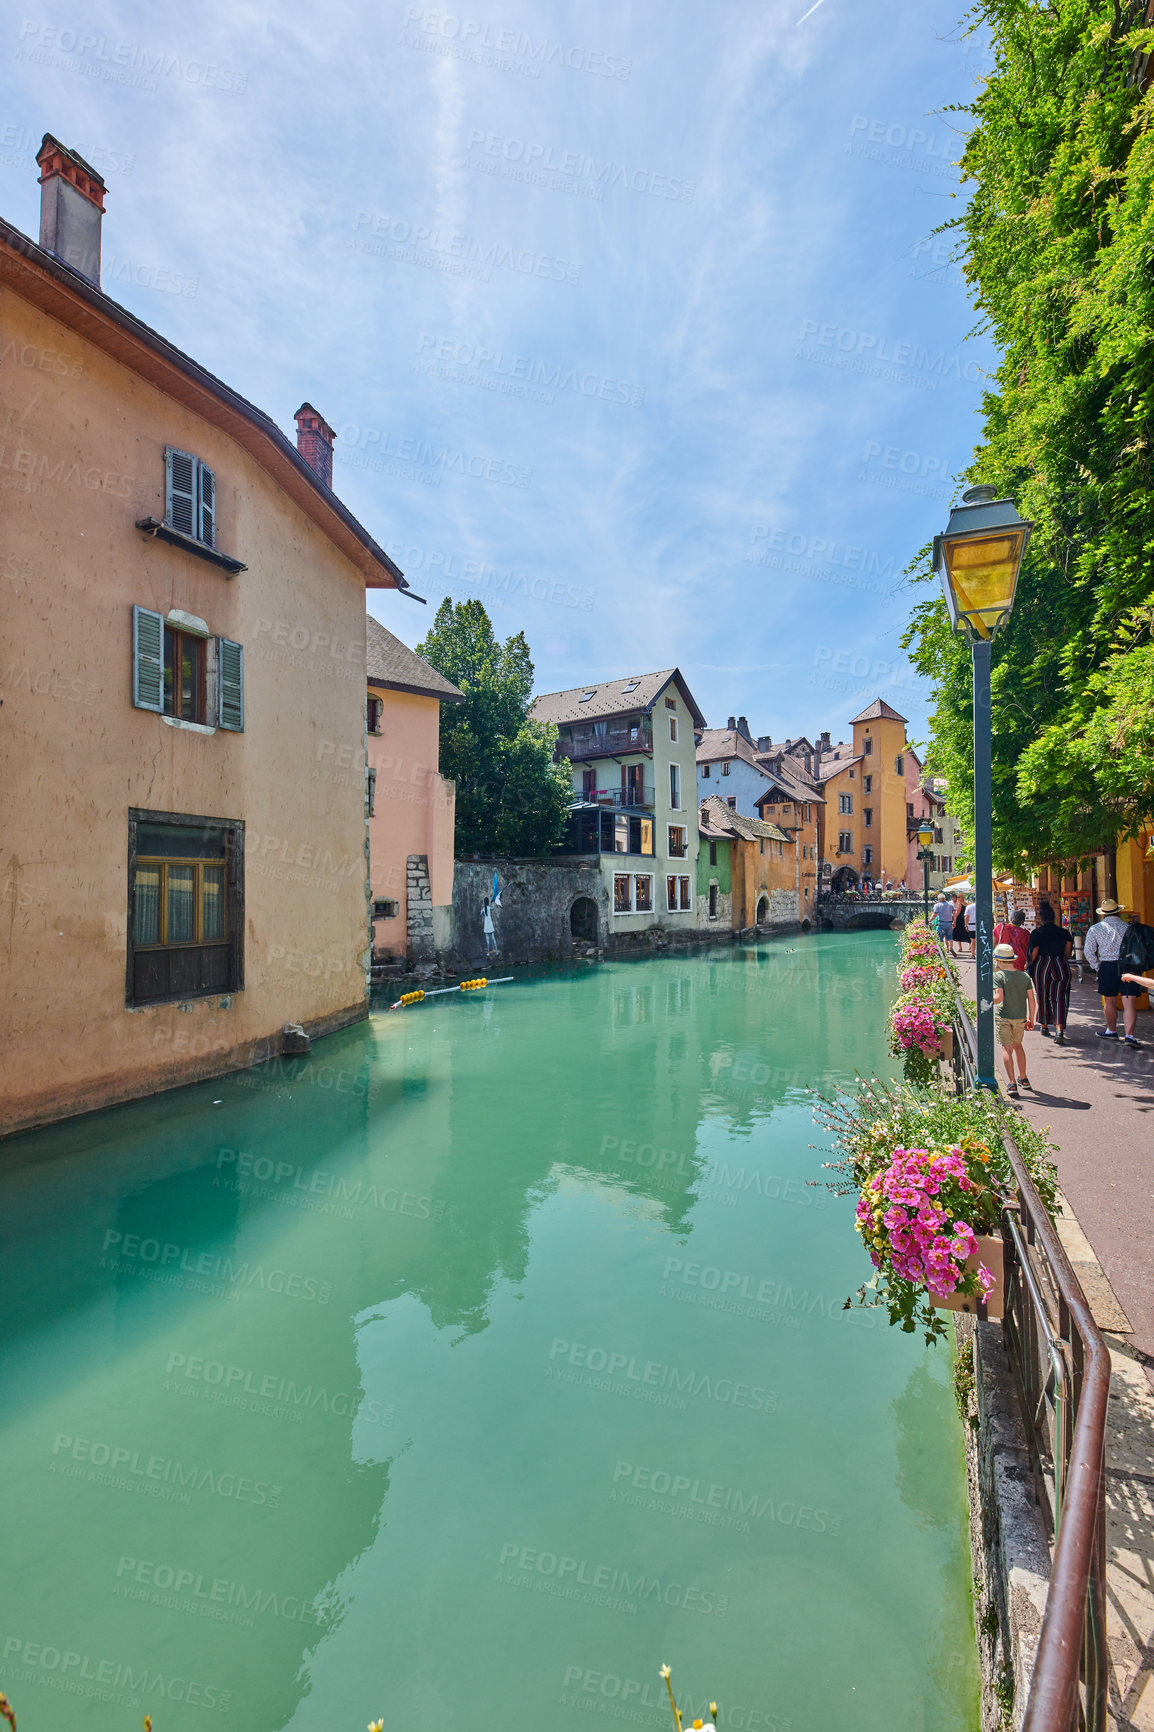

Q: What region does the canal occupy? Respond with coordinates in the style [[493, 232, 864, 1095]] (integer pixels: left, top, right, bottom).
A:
[[0, 930, 978, 1731]]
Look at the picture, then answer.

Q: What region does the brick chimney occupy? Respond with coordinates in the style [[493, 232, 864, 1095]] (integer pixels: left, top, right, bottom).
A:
[[736, 716, 751, 742], [726, 715, 737, 731], [820, 730, 831, 752], [37, 135, 106, 286], [294, 403, 336, 489]]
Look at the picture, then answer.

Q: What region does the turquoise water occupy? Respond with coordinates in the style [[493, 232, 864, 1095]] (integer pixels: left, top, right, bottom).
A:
[[0, 931, 978, 1731]]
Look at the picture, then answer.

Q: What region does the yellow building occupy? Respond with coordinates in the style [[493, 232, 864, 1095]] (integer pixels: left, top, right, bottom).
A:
[[814, 699, 914, 888], [1, 137, 414, 1134]]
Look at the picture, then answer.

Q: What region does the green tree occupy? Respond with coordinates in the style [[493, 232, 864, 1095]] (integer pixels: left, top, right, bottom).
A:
[[903, 0, 1154, 868], [416, 599, 573, 856]]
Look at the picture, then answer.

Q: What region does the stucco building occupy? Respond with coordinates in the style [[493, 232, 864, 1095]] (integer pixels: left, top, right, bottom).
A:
[[365, 617, 462, 967], [698, 797, 798, 931], [695, 716, 773, 816], [532, 669, 706, 941], [809, 699, 913, 889], [1, 137, 415, 1134]]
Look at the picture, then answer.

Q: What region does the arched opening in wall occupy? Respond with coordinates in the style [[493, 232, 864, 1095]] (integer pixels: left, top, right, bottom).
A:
[[830, 866, 859, 894], [708, 882, 719, 920], [570, 897, 599, 943], [755, 894, 769, 926]]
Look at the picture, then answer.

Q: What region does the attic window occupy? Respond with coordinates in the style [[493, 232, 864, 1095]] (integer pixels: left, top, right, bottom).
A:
[[622, 680, 639, 692], [580, 690, 596, 702]]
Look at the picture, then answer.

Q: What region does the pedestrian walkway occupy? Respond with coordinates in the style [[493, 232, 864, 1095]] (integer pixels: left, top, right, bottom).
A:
[[958, 956, 1154, 1729]]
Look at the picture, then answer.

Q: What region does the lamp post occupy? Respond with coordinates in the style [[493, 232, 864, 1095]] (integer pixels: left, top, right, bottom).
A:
[[916, 823, 935, 925], [933, 485, 1032, 1090]]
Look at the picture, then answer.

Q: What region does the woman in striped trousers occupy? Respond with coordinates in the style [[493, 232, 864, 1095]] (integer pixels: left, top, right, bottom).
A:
[[1027, 903, 1074, 1044]]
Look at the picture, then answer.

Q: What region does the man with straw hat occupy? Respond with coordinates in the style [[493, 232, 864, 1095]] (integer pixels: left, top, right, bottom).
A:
[[1084, 898, 1141, 1046], [993, 940, 1036, 1099]]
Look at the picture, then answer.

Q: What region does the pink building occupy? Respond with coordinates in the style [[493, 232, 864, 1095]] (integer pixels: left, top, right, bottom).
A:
[[365, 617, 462, 964]]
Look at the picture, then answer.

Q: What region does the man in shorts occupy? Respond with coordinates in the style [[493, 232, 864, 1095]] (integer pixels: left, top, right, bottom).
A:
[[993, 941, 1036, 1099], [1085, 898, 1140, 1046]]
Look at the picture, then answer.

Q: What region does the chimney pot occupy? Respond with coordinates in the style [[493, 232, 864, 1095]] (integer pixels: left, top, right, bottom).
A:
[[295, 402, 336, 489], [37, 134, 106, 286]]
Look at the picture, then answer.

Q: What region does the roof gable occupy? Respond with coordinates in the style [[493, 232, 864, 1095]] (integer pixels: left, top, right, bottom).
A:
[[0, 216, 408, 593], [532, 667, 706, 729], [851, 697, 908, 725], [366, 616, 464, 701]]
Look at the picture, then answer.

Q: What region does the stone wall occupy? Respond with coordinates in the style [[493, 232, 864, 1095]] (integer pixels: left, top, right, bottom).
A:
[[448, 859, 610, 966], [406, 855, 435, 963]]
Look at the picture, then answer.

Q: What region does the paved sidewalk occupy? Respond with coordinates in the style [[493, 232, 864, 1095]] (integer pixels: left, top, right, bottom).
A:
[[957, 956, 1154, 1729]]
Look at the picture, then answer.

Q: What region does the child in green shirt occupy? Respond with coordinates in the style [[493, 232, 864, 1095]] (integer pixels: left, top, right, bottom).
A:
[[993, 942, 1036, 1099]]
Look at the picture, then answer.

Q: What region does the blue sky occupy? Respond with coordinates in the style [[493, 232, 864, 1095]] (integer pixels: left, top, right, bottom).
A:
[[4, 0, 993, 750]]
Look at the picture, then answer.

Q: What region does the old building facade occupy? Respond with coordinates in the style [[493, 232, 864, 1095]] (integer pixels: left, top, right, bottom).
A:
[[1, 138, 412, 1134]]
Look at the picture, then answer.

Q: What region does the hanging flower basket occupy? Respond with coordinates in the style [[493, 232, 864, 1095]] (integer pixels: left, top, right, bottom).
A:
[[930, 1232, 1004, 1319]]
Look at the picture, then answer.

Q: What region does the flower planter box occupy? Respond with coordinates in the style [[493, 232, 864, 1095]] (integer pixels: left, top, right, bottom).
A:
[[936, 1027, 954, 1064], [931, 1234, 1004, 1321]]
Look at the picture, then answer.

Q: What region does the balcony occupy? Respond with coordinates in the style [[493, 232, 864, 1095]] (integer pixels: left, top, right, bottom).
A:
[[574, 786, 656, 809], [557, 727, 653, 763]]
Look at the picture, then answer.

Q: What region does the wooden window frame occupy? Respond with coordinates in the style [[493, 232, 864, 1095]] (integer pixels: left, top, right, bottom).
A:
[[668, 824, 688, 859], [164, 624, 208, 723], [126, 809, 244, 1007], [634, 874, 654, 913], [367, 696, 384, 735], [613, 872, 632, 914]]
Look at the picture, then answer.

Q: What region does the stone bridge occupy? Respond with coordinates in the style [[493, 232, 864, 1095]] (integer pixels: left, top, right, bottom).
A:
[[815, 893, 927, 932]]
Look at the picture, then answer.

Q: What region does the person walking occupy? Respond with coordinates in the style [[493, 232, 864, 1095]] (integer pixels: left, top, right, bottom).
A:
[[951, 894, 968, 957], [1027, 901, 1074, 1044], [993, 907, 1030, 970], [1085, 898, 1141, 1047], [965, 895, 978, 958], [993, 941, 1036, 1099], [933, 892, 954, 946]]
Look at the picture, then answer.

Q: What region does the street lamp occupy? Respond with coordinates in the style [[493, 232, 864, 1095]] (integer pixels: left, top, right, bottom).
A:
[[933, 484, 1033, 1089], [916, 823, 935, 925]]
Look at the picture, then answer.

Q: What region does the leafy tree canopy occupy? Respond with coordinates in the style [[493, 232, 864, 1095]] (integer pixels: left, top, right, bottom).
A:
[[416, 598, 573, 856], [903, 0, 1154, 868]]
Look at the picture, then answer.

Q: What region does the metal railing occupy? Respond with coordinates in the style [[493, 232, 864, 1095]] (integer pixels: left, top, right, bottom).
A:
[[575, 786, 656, 809], [942, 955, 1110, 1732]]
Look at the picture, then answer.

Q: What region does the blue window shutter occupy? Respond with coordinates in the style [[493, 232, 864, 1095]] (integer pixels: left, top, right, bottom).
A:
[[132, 605, 165, 712], [165, 447, 197, 536], [198, 463, 216, 547], [217, 638, 244, 731]]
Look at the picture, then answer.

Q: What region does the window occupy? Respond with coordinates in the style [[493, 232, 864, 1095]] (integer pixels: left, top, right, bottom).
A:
[[666, 875, 691, 911], [613, 873, 654, 914], [665, 696, 676, 710], [132, 607, 243, 731], [127, 810, 242, 1006], [863, 737, 873, 755], [372, 897, 399, 919], [721, 760, 731, 776], [609, 813, 654, 855], [862, 846, 873, 866], [759, 838, 765, 856], [668, 825, 688, 858], [165, 448, 216, 547], [701, 763, 711, 779], [669, 764, 681, 809], [838, 830, 852, 852], [849, 769, 855, 779], [366, 767, 376, 816], [582, 769, 597, 799], [669, 716, 678, 742], [863, 775, 872, 793], [726, 796, 736, 809], [709, 882, 719, 919], [863, 807, 873, 828], [838, 793, 853, 815], [709, 841, 717, 865], [764, 803, 776, 813], [907, 801, 914, 819], [367, 697, 383, 735], [895, 754, 904, 775]]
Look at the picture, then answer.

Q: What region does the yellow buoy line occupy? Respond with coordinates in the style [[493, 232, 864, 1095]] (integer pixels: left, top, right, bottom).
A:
[[387, 976, 515, 1011]]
